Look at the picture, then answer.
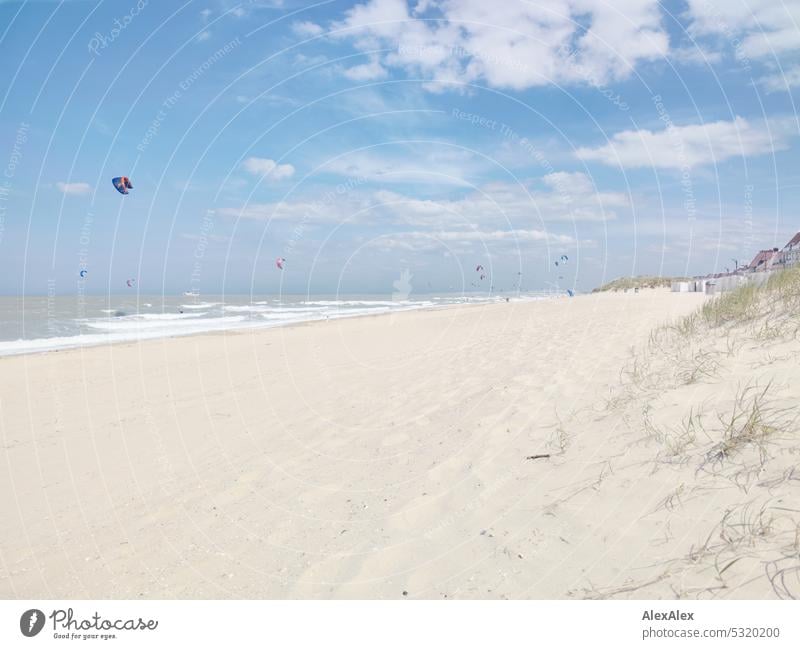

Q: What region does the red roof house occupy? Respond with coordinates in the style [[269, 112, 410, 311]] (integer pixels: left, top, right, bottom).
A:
[[746, 248, 781, 272]]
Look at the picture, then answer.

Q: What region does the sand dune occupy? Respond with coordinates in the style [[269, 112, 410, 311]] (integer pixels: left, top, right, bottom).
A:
[[1, 287, 798, 599]]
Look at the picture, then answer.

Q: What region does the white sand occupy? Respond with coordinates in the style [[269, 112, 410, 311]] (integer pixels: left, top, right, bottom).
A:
[[1, 289, 797, 599]]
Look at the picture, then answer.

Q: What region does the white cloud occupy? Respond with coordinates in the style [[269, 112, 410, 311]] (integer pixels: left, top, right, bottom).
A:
[[759, 64, 800, 93], [542, 171, 593, 195], [668, 45, 723, 66], [242, 157, 296, 180], [368, 228, 574, 253], [685, 0, 800, 60], [374, 173, 626, 226], [342, 57, 389, 81], [196, 30, 211, 42], [218, 193, 370, 223], [292, 20, 324, 37], [575, 117, 791, 169], [293, 53, 330, 69], [56, 182, 91, 195], [220, 172, 624, 228], [321, 149, 476, 187], [329, 0, 669, 90]]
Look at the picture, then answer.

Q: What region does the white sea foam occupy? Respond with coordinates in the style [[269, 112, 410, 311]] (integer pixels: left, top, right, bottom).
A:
[[86, 314, 234, 332], [302, 300, 405, 307], [0, 293, 558, 356], [222, 305, 269, 313], [134, 312, 205, 320]]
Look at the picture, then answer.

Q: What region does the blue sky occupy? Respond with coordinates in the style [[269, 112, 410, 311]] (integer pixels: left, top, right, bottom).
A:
[[1, 0, 799, 295]]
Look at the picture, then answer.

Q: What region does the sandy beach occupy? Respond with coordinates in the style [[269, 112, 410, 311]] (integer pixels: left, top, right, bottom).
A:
[[2, 288, 798, 599]]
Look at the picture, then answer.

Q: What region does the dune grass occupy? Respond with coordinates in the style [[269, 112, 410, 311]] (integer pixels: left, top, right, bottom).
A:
[[700, 283, 760, 327], [619, 267, 800, 399], [700, 266, 800, 331], [592, 275, 688, 293], [589, 266, 800, 599], [704, 383, 792, 466]]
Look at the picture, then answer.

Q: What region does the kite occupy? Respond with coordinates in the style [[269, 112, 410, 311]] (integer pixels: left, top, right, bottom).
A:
[[567, 289, 574, 297], [79, 269, 88, 278], [112, 176, 133, 195], [276, 257, 286, 270], [126, 278, 136, 288]]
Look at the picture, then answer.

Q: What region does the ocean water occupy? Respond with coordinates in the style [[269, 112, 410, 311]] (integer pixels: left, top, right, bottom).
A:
[[0, 292, 555, 356]]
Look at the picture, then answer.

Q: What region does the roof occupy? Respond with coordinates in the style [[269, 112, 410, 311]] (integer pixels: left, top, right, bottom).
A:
[[783, 231, 800, 250], [747, 249, 780, 270]]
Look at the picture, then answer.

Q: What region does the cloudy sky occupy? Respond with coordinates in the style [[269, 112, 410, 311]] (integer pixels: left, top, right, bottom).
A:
[[1, 0, 799, 295]]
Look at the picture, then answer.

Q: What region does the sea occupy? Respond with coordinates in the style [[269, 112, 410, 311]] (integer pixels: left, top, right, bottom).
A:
[[0, 292, 557, 357]]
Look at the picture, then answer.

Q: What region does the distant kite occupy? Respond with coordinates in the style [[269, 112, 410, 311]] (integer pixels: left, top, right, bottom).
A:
[[79, 269, 88, 278], [276, 257, 286, 270], [476, 264, 484, 272], [112, 176, 133, 195], [126, 278, 136, 288], [567, 289, 574, 297]]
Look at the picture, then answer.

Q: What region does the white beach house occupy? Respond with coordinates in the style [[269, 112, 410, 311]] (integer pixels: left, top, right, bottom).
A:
[[779, 232, 800, 268]]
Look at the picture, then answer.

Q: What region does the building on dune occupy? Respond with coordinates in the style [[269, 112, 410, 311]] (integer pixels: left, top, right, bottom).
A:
[[746, 248, 782, 273], [666, 231, 800, 294], [778, 232, 800, 268]]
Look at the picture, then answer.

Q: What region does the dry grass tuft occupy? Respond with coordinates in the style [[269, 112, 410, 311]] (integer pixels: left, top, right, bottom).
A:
[[643, 405, 701, 460], [701, 382, 795, 470]]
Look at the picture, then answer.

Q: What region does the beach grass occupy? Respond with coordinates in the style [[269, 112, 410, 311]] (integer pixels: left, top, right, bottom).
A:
[[592, 275, 689, 293], [592, 267, 800, 598], [701, 266, 800, 330]]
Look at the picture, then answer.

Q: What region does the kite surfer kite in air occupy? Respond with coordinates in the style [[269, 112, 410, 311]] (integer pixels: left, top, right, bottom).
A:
[[112, 176, 133, 194]]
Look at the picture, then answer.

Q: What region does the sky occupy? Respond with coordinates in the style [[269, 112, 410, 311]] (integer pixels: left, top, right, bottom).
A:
[[1, 0, 799, 296]]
